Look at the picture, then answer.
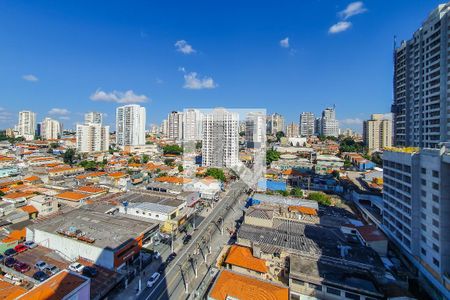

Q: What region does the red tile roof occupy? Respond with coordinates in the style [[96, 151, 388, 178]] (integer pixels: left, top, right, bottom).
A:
[[224, 245, 268, 273]]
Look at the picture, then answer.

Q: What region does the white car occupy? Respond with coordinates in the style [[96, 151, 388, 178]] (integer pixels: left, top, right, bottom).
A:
[[24, 241, 38, 249], [35, 260, 49, 271], [147, 272, 160, 288], [153, 252, 161, 260], [69, 262, 84, 273]]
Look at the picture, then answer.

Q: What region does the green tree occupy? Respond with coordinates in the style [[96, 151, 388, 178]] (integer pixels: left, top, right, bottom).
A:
[[49, 142, 59, 149], [163, 145, 183, 155], [307, 192, 332, 206], [195, 141, 202, 149], [0, 190, 5, 197], [339, 137, 365, 153], [142, 154, 150, 163], [205, 168, 226, 181], [275, 131, 285, 142], [178, 165, 184, 172], [79, 160, 98, 171], [278, 190, 289, 197], [266, 149, 280, 165], [63, 148, 76, 165], [290, 188, 304, 198], [239, 131, 245, 137], [164, 158, 175, 166]]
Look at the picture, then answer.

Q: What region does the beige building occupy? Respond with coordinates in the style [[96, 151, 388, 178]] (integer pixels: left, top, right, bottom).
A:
[[286, 122, 299, 138], [363, 114, 392, 153]]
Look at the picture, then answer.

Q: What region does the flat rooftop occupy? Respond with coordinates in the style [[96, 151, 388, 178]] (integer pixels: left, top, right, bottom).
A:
[[290, 255, 382, 297], [251, 193, 318, 209], [29, 206, 157, 249], [118, 192, 185, 208]]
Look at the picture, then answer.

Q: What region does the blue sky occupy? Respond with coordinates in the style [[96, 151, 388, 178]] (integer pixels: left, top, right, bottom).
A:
[[0, 0, 444, 132]]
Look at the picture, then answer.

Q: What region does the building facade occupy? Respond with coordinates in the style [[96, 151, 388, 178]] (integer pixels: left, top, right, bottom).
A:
[[17, 110, 36, 141], [116, 104, 146, 146], [286, 122, 299, 138], [363, 114, 393, 153], [41, 117, 62, 140], [319, 107, 339, 137], [392, 4, 450, 148], [202, 108, 239, 168], [167, 111, 184, 140], [245, 112, 266, 148], [382, 144, 450, 299], [267, 113, 285, 135], [84, 112, 103, 124], [76, 123, 110, 153], [299, 112, 315, 136], [183, 109, 202, 141]]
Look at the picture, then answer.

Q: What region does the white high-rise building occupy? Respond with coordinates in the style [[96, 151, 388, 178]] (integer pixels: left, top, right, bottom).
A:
[[161, 119, 168, 137], [168, 111, 184, 140], [183, 109, 202, 141], [76, 123, 110, 153], [267, 113, 285, 135], [84, 112, 103, 124], [299, 112, 315, 136], [17, 110, 36, 140], [116, 104, 146, 146], [393, 4, 450, 148], [41, 117, 62, 140], [319, 107, 339, 137], [202, 108, 239, 168], [245, 112, 266, 148], [382, 144, 450, 299]]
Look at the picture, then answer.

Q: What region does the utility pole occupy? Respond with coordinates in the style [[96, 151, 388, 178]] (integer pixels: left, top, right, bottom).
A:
[[171, 233, 174, 253]]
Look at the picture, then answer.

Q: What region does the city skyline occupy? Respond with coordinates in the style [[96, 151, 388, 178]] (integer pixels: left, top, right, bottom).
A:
[[0, 1, 444, 131]]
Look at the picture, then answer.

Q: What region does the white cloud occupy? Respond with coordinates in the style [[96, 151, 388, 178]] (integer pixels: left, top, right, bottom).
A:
[[48, 108, 70, 115], [329, 21, 352, 34], [22, 74, 38, 82], [90, 89, 149, 103], [175, 40, 196, 54], [155, 78, 164, 84], [339, 1, 367, 20], [340, 118, 363, 125], [183, 72, 217, 90], [58, 116, 70, 121], [279, 37, 289, 48]]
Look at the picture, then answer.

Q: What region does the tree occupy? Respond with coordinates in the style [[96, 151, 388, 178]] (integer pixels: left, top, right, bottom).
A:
[[275, 131, 285, 142], [195, 141, 202, 150], [164, 158, 175, 166], [63, 148, 76, 165], [344, 159, 352, 168], [205, 168, 226, 181], [178, 165, 184, 172], [49, 142, 59, 149], [307, 192, 332, 206], [239, 131, 245, 137], [278, 190, 289, 197], [371, 152, 382, 166], [142, 154, 150, 163], [146, 141, 154, 145], [266, 149, 280, 165], [339, 137, 365, 153], [0, 190, 4, 197], [163, 145, 183, 155], [290, 188, 303, 198], [79, 160, 98, 171]]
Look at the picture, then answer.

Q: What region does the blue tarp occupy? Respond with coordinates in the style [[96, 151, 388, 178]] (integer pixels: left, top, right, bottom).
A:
[[257, 179, 286, 191]]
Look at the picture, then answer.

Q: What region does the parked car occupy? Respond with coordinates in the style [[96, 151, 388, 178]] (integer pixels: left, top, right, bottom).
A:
[[4, 257, 16, 268], [166, 252, 177, 264], [14, 261, 30, 273], [33, 271, 49, 282], [153, 251, 161, 260], [24, 241, 38, 249], [14, 244, 27, 253], [183, 234, 192, 245], [69, 262, 84, 273], [43, 265, 60, 276], [157, 262, 166, 273], [4, 248, 17, 257], [34, 260, 48, 271], [82, 266, 98, 278], [147, 272, 161, 288]]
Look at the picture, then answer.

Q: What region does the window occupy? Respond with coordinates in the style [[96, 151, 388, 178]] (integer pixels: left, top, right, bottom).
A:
[[421, 235, 427, 242], [345, 292, 360, 300], [421, 179, 426, 186], [432, 170, 439, 178], [421, 212, 426, 220], [290, 294, 300, 300], [421, 248, 427, 256], [421, 201, 427, 208], [421, 190, 427, 197], [432, 206, 439, 215], [433, 258, 440, 267], [432, 219, 439, 227], [433, 244, 439, 252], [421, 168, 426, 174], [432, 194, 439, 203], [326, 287, 341, 296], [309, 283, 322, 291], [432, 231, 439, 240], [421, 223, 426, 231], [432, 183, 439, 190]]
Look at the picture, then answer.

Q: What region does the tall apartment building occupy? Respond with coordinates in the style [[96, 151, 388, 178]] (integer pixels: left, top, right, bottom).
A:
[[116, 104, 146, 146], [392, 4, 450, 148], [183, 109, 202, 141], [84, 112, 103, 124], [202, 108, 239, 168], [17, 110, 36, 141], [299, 112, 315, 136], [382, 144, 449, 299], [76, 123, 110, 153], [319, 107, 339, 137], [167, 111, 184, 140], [267, 113, 284, 135], [245, 112, 266, 148], [286, 122, 299, 138], [363, 114, 393, 153], [41, 117, 62, 140]]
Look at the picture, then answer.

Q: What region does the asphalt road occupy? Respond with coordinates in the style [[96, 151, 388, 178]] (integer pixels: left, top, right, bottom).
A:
[[138, 180, 247, 300]]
